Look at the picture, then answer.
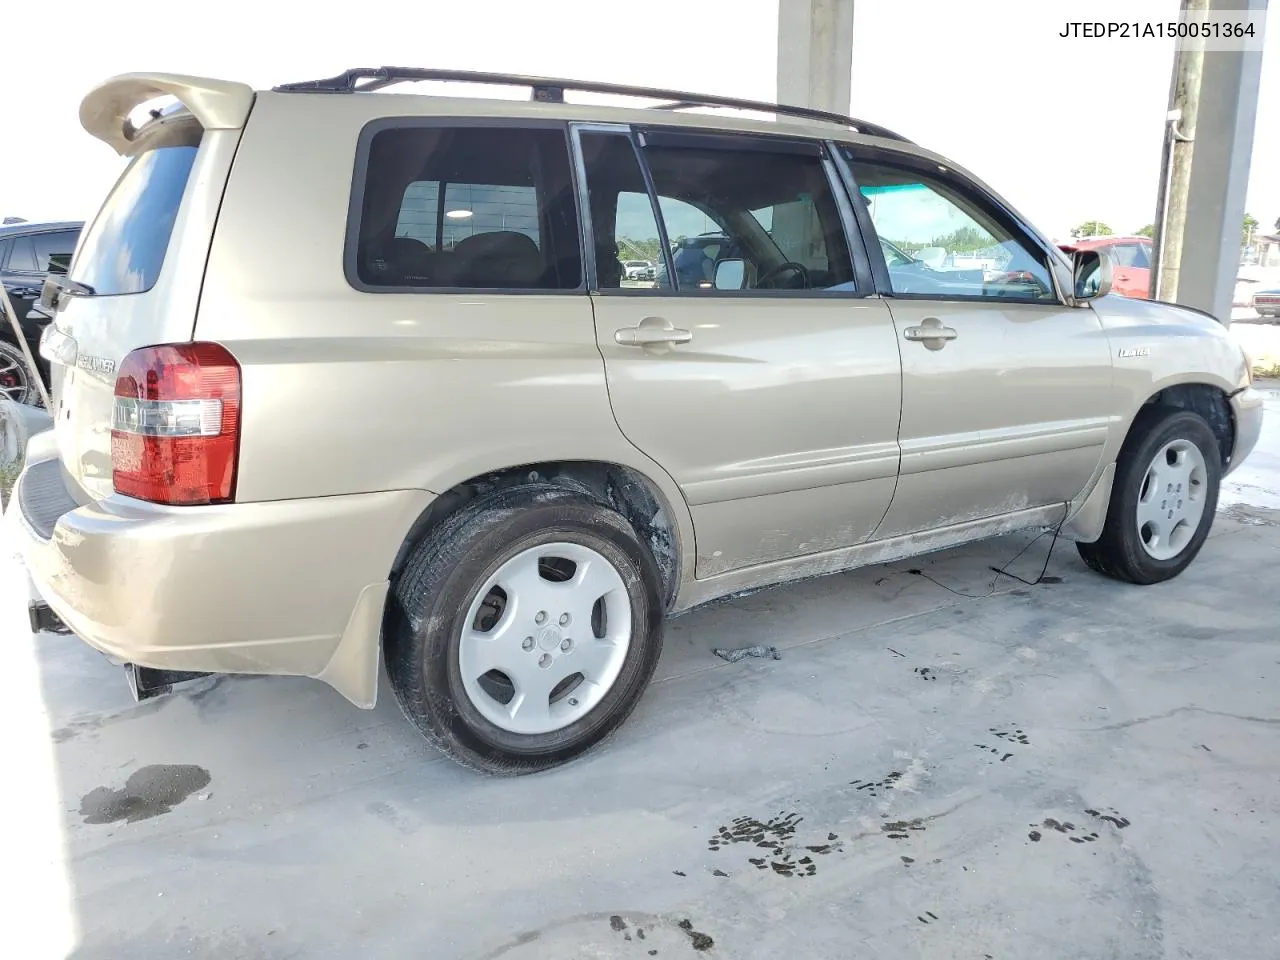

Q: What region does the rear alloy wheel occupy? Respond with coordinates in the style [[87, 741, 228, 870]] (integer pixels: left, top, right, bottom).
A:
[[458, 540, 633, 736], [1077, 407, 1222, 584], [0, 340, 39, 406], [385, 484, 664, 774]]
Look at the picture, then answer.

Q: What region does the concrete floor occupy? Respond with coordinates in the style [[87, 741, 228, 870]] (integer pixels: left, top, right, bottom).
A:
[[5, 387, 1279, 960]]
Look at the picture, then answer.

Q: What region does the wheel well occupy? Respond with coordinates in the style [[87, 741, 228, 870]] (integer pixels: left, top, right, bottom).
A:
[[1140, 383, 1234, 468], [389, 461, 681, 607]]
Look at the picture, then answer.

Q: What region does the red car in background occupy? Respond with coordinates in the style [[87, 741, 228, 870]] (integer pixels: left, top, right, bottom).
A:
[[1058, 236, 1153, 299]]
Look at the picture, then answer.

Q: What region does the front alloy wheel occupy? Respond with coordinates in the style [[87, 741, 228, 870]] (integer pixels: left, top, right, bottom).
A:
[[1077, 407, 1222, 584]]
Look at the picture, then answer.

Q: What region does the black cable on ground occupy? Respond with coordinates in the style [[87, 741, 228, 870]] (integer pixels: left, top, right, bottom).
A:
[[904, 515, 1065, 600]]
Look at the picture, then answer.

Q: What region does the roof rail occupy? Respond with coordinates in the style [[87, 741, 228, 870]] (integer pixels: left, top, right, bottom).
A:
[[272, 67, 912, 143]]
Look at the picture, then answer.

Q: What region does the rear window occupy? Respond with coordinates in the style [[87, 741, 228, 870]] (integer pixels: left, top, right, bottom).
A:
[[71, 144, 198, 296], [349, 124, 582, 291]]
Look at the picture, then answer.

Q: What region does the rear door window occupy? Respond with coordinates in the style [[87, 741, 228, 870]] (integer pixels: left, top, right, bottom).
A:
[[642, 134, 857, 294], [350, 124, 582, 291], [31, 230, 79, 275], [575, 132, 671, 291], [71, 144, 199, 296]]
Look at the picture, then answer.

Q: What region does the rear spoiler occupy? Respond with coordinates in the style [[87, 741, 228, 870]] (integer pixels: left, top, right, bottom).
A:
[[80, 73, 254, 156]]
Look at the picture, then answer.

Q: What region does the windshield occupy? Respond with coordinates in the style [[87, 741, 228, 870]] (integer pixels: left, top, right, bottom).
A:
[[70, 142, 199, 296]]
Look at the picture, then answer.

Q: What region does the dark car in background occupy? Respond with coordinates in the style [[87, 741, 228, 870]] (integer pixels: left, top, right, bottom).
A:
[[0, 220, 83, 403]]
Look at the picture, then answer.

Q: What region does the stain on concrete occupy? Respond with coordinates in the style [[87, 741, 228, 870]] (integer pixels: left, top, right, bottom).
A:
[[710, 812, 845, 878], [1219, 503, 1280, 527], [1033, 818, 1100, 844], [882, 817, 926, 840], [477, 912, 710, 959], [991, 726, 1031, 745], [976, 724, 1031, 762], [49, 697, 172, 744], [1167, 624, 1220, 640], [849, 770, 903, 797], [367, 800, 417, 835], [707, 811, 802, 853], [79, 764, 211, 824], [677, 919, 713, 952], [1086, 807, 1131, 829]]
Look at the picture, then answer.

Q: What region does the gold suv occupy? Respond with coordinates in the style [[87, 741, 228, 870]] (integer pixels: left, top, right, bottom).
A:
[[17, 67, 1263, 773]]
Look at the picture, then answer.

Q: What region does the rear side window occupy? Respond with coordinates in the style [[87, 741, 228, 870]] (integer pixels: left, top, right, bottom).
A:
[[350, 124, 582, 291], [71, 145, 198, 296], [6, 237, 38, 273], [1111, 242, 1151, 269], [31, 230, 79, 275]]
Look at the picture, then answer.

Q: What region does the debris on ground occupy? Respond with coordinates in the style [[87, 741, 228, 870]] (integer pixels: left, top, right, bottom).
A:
[[712, 645, 781, 663]]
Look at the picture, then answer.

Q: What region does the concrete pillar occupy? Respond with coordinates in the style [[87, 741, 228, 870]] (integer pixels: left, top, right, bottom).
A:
[[1165, 0, 1266, 322], [776, 0, 854, 113]]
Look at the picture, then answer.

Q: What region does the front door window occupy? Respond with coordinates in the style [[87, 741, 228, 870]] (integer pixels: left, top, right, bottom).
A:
[[846, 154, 1057, 302]]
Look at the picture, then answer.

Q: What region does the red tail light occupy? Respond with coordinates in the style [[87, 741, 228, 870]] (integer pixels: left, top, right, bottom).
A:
[[111, 342, 241, 505]]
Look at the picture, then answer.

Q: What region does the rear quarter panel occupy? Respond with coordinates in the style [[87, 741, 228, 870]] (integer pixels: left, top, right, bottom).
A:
[[194, 92, 696, 577]]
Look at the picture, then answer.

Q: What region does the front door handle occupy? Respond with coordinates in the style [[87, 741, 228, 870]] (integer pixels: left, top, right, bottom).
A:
[[903, 317, 958, 350], [615, 316, 692, 348]]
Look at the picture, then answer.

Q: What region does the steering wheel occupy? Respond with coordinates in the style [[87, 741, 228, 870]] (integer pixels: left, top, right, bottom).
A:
[[757, 261, 809, 290]]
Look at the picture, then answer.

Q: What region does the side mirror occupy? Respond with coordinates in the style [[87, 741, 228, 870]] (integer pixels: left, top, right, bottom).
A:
[[1072, 249, 1113, 301], [714, 258, 746, 290], [38, 275, 61, 311]]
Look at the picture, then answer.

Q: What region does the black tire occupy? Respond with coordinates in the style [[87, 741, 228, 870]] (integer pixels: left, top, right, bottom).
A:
[[1077, 407, 1222, 584], [384, 483, 664, 774], [0, 339, 40, 406]]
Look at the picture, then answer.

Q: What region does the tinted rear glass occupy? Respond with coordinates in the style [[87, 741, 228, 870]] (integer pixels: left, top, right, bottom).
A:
[[71, 144, 198, 296], [350, 124, 582, 291]]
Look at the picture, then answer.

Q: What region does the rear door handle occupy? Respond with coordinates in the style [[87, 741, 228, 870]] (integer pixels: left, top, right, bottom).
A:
[[615, 317, 692, 347], [903, 317, 958, 350]]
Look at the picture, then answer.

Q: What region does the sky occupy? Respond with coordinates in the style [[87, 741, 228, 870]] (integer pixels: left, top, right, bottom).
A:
[[0, 0, 1274, 243]]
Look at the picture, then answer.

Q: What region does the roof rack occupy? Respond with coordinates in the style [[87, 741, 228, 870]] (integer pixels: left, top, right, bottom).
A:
[[272, 67, 911, 143]]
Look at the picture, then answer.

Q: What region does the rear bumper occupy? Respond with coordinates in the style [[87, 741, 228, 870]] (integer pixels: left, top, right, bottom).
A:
[[16, 454, 432, 706], [1229, 387, 1265, 475]]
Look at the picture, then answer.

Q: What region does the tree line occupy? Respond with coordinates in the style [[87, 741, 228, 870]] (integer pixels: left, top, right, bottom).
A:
[[1070, 213, 1272, 246]]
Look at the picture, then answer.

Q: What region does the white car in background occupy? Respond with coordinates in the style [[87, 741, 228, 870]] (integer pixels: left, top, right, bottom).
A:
[[1234, 275, 1260, 308], [622, 260, 655, 281], [1253, 287, 1280, 321]]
